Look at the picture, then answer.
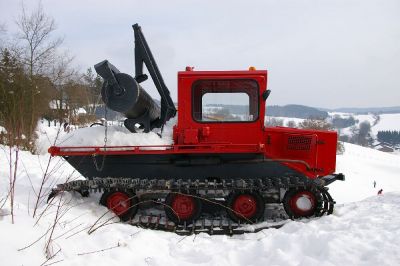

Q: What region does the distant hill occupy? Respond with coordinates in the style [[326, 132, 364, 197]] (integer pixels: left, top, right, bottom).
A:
[[202, 104, 328, 119], [101, 99, 400, 120], [319, 106, 400, 114], [267, 104, 328, 119]]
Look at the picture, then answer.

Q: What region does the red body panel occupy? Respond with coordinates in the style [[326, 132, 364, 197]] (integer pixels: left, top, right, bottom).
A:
[[263, 127, 337, 178], [49, 69, 338, 179]]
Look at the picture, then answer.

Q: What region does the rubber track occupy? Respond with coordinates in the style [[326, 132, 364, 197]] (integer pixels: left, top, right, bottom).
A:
[[49, 177, 335, 236]]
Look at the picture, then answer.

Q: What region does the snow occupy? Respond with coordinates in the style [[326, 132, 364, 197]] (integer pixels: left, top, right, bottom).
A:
[[55, 125, 171, 147], [329, 112, 377, 137], [76, 107, 87, 115], [328, 112, 351, 117], [329, 112, 400, 140], [1, 127, 400, 265], [330, 143, 400, 203], [354, 114, 377, 126], [1, 171, 400, 265], [371, 113, 400, 135], [35, 118, 175, 154], [49, 100, 67, 110]]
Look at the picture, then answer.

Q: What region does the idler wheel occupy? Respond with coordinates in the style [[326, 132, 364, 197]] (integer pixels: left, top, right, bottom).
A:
[[283, 189, 318, 218], [226, 192, 265, 223], [100, 190, 138, 221], [164, 193, 202, 224]]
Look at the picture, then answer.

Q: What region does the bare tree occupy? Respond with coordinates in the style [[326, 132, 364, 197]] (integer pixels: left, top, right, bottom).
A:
[[32, 126, 63, 218], [299, 118, 345, 154], [0, 23, 7, 49], [372, 114, 380, 127], [299, 118, 332, 130], [49, 53, 75, 86], [351, 121, 373, 147], [15, 2, 63, 140], [16, 2, 63, 76], [48, 53, 76, 123]]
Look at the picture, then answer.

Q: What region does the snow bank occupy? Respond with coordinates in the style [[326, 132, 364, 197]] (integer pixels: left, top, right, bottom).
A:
[[331, 142, 400, 203], [1, 187, 400, 265], [56, 125, 172, 147], [0, 145, 81, 206]]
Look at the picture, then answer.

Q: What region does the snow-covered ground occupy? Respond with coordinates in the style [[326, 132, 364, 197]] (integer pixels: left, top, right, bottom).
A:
[[267, 112, 400, 144], [329, 112, 400, 138], [371, 113, 400, 135], [1, 126, 400, 265], [330, 143, 400, 203], [1, 190, 400, 266]]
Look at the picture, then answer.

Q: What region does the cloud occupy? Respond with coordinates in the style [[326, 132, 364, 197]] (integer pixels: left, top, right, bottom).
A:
[[1, 0, 399, 108]]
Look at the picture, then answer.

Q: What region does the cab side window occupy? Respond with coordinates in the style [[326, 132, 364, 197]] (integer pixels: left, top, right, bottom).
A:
[[192, 80, 259, 122]]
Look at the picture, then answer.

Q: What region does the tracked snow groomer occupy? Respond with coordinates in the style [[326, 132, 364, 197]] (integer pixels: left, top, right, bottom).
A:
[[49, 24, 344, 235]]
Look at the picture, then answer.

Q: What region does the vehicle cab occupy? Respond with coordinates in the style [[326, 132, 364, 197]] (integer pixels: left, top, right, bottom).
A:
[[173, 67, 268, 146]]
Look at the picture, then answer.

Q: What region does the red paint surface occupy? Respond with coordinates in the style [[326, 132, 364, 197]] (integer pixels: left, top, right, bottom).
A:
[[171, 195, 196, 220], [233, 194, 257, 218], [106, 192, 131, 216]]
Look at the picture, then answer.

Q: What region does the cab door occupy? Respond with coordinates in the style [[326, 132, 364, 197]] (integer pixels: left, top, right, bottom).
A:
[[188, 77, 265, 145]]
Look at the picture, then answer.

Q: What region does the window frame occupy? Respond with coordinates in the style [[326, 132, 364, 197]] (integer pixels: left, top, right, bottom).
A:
[[191, 79, 260, 124]]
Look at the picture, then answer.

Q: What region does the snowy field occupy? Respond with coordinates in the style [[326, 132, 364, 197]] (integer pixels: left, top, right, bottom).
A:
[[329, 112, 400, 138], [330, 143, 400, 203], [371, 113, 400, 135], [1, 124, 400, 265]]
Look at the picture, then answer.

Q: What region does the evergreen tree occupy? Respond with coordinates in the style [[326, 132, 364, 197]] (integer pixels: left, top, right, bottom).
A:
[[82, 68, 103, 115], [0, 48, 54, 149]]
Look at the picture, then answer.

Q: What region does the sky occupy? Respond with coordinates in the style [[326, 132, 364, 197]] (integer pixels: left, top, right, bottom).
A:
[[0, 0, 399, 109]]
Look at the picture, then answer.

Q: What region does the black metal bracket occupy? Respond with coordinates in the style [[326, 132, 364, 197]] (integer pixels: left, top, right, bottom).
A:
[[132, 24, 177, 131], [262, 89, 271, 101], [94, 60, 125, 100], [321, 173, 345, 186], [124, 110, 152, 133]]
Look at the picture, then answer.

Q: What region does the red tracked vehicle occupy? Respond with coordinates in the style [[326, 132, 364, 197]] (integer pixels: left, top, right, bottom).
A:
[[49, 24, 344, 235]]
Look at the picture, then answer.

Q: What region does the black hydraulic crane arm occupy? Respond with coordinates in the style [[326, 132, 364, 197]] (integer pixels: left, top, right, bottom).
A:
[[132, 23, 177, 129]]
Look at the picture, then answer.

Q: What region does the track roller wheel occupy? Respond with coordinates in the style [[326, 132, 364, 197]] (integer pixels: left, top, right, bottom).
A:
[[164, 192, 202, 224], [100, 190, 138, 222], [226, 192, 265, 223], [283, 188, 319, 218]]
